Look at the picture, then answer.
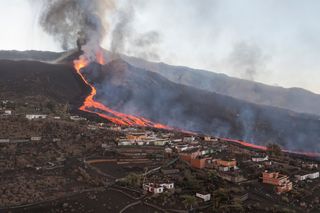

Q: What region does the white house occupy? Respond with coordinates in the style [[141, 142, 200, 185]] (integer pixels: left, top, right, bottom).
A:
[[160, 183, 175, 190], [175, 145, 189, 152], [165, 147, 173, 154], [152, 186, 164, 194], [31, 137, 42, 141], [4, 110, 12, 115], [118, 141, 133, 146], [70, 115, 87, 121], [196, 193, 211, 202], [0, 139, 10, 143], [308, 172, 320, 179], [26, 114, 47, 120], [171, 139, 182, 143], [53, 138, 61, 142], [143, 183, 164, 194], [252, 155, 269, 162], [295, 172, 319, 181], [183, 136, 195, 143]]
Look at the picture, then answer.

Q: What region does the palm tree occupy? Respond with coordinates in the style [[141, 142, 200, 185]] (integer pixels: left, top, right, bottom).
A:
[[181, 195, 198, 211]]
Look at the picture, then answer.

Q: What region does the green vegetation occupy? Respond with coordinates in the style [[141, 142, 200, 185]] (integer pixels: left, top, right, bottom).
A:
[[213, 188, 229, 209], [121, 173, 142, 187], [183, 169, 201, 191], [181, 194, 198, 210]]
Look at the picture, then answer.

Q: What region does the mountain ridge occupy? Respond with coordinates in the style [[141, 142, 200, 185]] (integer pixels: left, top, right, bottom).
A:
[[121, 54, 320, 116], [1, 49, 320, 117]]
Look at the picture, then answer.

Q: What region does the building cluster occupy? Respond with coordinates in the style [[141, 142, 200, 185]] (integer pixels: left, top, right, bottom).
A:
[[4, 104, 320, 198], [143, 182, 175, 194], [176, 140, 248, 183], [117, 130, 171, 147], [173, 135, 320, 194]]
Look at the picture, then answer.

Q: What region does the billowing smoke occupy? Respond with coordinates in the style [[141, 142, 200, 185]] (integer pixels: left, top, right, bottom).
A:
[[226, 41, 270, 81], [36, 0, 161, 61], [110, 2, 162, 61], [110, 3, 134, 55], [129, 31, 161, 61], [37, 0, 114, 60]]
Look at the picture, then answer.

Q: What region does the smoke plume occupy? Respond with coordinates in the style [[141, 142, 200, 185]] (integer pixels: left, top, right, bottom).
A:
[[110, 2, 162, 61], [110, 3, 134, 55], [226, 41, 270, 81], [38, 0, 114, 59]]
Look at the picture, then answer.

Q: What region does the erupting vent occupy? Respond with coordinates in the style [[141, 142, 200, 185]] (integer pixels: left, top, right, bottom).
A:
[[73, 52, 171, 129]]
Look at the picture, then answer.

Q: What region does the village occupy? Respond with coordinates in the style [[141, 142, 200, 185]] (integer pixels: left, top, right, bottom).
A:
[[1, 99, 320, 213]]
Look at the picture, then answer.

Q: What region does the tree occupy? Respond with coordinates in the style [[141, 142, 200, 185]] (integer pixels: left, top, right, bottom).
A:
[[213, 188, 229, 209], [266, 143, 282, 156], [181, 195, 198, 210], [46, 101, 56, 113], [160, 191, 172, 205], [208, 170, 218, 182], [183, 170, 200, 190], [123, 173, 141, 187]]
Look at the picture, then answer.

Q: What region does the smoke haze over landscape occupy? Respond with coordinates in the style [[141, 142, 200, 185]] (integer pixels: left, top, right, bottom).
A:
[[2, 2, 320, 212], [0, 0, 320, 93]]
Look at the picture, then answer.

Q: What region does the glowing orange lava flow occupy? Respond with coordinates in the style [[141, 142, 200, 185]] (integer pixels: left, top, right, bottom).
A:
[[73, 55, 171, 129], [222, 138, 320, 158]]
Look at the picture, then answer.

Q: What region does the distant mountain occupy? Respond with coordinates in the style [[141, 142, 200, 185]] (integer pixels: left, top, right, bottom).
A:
[[122, 55, 320, 116], [82, 59, 320, 152]]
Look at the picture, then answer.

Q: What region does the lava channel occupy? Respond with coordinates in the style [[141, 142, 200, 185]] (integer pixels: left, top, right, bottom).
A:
[[73, 55, 171, 129]]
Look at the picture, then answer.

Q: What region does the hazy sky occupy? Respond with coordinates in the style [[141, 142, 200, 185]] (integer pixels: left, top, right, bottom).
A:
[[1, 0, 320, 93]]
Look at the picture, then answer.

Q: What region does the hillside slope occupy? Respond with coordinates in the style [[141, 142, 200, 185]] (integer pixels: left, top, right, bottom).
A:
[[81, 59, 320, 152], [0, 50, 64, 62], [0, 60, 88, 103], [122, 55, 320, 116], [2, 50, 320, 117]]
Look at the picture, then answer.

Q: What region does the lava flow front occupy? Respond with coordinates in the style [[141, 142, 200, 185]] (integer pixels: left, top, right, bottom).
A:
[[222, 138, 320, 158], [73, 54, 170, 129]]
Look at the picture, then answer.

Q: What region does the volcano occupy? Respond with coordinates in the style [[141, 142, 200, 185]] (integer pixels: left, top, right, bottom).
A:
[[73, 54, 169, 129], [1, 51, 320, 153]]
